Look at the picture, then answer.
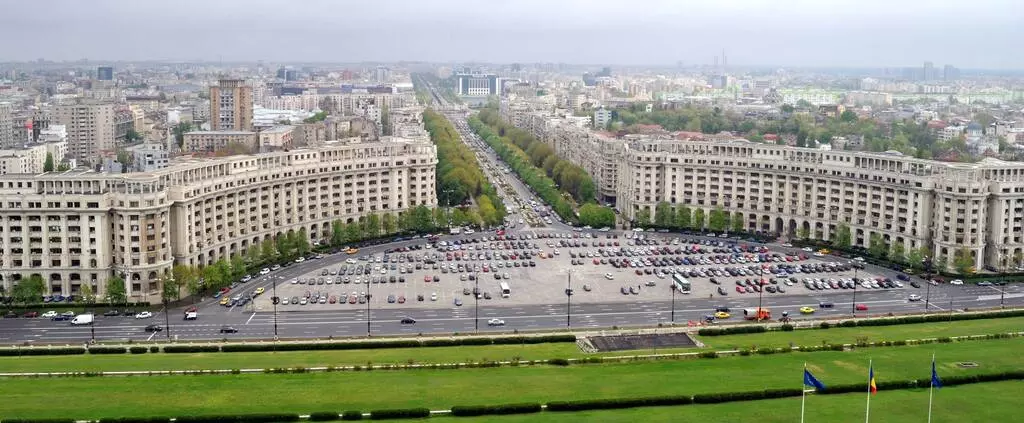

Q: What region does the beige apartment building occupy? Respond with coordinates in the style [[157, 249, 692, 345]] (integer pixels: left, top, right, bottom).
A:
[[210, 79, 253, 131], [0, 138, 437, 301], [502, 99, 1024, 272], [183, 131, 258, 154], [53, 99, 116, 162]]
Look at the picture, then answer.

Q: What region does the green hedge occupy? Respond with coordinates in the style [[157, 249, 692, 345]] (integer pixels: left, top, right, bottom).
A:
[[546, 395, 693, 412], [163, 345, 221, 353], [173, 414, 299, 423], [845, 310, 1024, 328], [0, 419, 76, 423], [367, 408, 430, 420], [449, 403, 542, 416], [88, 347, 127, 355], [218, 336, 574, 353], [307, 412, 340, 421], [128, 346, 149, 354], [697, 325, 767, 336], [0, 347, 86, 357], [547, 358, 570, 366], [2, 302, 151, 311], [340, 411, 363, 421], [99, 417, 171, 423]]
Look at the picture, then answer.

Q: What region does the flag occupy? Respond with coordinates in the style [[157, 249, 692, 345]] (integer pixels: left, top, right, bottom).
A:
[[804, 369, 827, 391], [869, 365, 878, 395], [931, 357, 942, 389]]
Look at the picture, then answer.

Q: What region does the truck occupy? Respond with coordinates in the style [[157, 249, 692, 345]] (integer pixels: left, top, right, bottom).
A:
[[184, 311, 198, 320], [70, 314, 94, 325], [742, 308, 771, 321]]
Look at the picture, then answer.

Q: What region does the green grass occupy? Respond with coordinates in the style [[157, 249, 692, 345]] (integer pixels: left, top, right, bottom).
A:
[[1, 316, 1021, 373], [700, 315, 1024, 350], [456, 380, 1023, 423], [0, 338, 1020, 419]]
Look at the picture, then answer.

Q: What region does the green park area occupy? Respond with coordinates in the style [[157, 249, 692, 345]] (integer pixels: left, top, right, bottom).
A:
[[0, 337, 1021, 420], [1, 315, 1021, 373], [461, 380, 1022, 423]]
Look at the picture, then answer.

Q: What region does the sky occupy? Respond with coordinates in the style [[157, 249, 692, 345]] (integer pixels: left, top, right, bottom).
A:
[[1, 0, 1022, 69]]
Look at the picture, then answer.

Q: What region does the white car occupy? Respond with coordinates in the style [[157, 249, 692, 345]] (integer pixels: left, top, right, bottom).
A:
[[802, 247, 813, 252], [950, 279, 964, 285], [430, 292, 438, 301], [781, 243, 793, 247], [604, 273, 614, 280], [294, 257, 305, 263], [41, 311, 58, 318], [291, 279, 298, 284], [908, 294, 922, 302], [259, 268, 271, 275], [134, 311, 153, 319], [487, 318, 505, 326]]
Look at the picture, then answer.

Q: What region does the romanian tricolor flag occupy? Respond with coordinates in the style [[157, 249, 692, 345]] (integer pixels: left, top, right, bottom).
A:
[[869, 364, 878, 395]]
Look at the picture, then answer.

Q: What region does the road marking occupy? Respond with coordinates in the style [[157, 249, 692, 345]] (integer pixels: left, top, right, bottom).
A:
[[146, 332, 156, 341], [246, 312, 256, 325]]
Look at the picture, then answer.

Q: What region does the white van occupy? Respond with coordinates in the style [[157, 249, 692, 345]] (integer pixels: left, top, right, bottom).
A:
[[71, 314, 94, 325]]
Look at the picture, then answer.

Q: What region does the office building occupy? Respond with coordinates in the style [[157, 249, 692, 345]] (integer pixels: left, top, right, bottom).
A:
[[126, 143, 169, 172], [182, 131, 258, 153], [455, 73, 500, 97], [923, 61, 935, 81], [97, 66, 114, 81], [0, 141, 67, 175], [53, 99, 116, 163], [0, 102, 13, 148], [209, 79, 254, 131], [944, 65, 960, 81], [0, 137, 437, 301]]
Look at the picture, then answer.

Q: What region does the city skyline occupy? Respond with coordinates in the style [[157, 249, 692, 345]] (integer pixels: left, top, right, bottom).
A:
[[1, 0, 1022, 69]]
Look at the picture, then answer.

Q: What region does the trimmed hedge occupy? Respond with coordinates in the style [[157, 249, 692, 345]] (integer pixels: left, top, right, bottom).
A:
[[367, 408, 430, 420], [0, 419, 76, 423], [694, 388, 803, 404], [99, 417, 171, 423], [128, 346, 149, 354], [163, 345, 221, 353], [173, 414, 299, 423], [449, 403, 542, 417], [88, 347, 128, 355], [547, 358, 570, 366], [340, 411, 363, 421], [219, 335, 575, 353], [546, 396, 693, 412], [307, 412, 340, 421], [697, 326, 767, 337], [840, 310, 1024, 328], [0, 347, 86, 357], [2, 302, 151, 311]]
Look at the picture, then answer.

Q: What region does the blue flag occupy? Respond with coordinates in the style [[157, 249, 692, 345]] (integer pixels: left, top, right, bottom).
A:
[[804, 369, 827, 391], [931, 358, 942, 389]]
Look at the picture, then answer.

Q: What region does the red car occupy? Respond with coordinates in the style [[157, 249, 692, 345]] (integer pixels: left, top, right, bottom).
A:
[[22, 311, 39, 318], [856, 304, 869, 311], [424, 275, 432, 282], [593, 259, 600, 265], [736, 286, 744, 293]]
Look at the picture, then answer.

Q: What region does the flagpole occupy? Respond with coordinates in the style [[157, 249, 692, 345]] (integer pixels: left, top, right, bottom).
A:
[[801, 362, 807, 423], [865, 359, 872, 423], [928, 353, 935, 423]]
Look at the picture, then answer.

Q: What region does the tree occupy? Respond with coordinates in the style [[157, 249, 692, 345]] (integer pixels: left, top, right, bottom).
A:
[[116, 149, 133, 172], [172, 122, 193, 150], [79, 283, 96, 304], [952, 248, 976, 275], [13, 275, 45, 305], [634, 208, 651, 228], [890, 242, 907, 264], [295, 229, 311, 256], [796, 227, 810, 240], [343, 222, 361, 243], [578, 203, 615, 228], [245, 246, 262, 266], [276, 233, 294, 260], [363, 214, 381, 239], [173, 265, 199, 299], [57, 162, 72, 171], [674, 206, 691, 229], [161, 275, 180, 303], [654, 202, 674, 227], [692, 209, 706, 231], [832, 223, 852, 249], [906, 247, 925, 272], [839, 110, 858, 123], [261, 238, 279, 263], [125, 128, 143, 142], [106, 275, 127, 305], [708, 208, 728, 232], [731, 212, 745, 233], [43, 152, 55, 172], [868, 233, 888, 259], [229, 255, 247, 281], [381, 213, 397, 235]]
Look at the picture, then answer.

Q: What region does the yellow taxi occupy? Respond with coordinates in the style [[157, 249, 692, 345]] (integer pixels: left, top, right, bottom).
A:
[[253, 287, 265, 296], [714, 311, 730, 319], [345, 247, 359, 255], [799, 306, 815, 314], [219, 297, 231, 306]]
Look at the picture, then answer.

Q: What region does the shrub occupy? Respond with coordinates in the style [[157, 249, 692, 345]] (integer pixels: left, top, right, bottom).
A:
[[693, 388, 802, 404], [367, 408, 430, 420], [149, 346, 160, 353], [99, 417, 170, 423], [128, 346, 149, 354], [450, 403, 542, 416], [341, 411, 363, 421], [838, 320, 858, 328], [697, 326, 767, 337], [547, 358, 570, 366], [698, 351, 718, 359], [546, 396, 693, 412], [780, 324, 795, 332], [88, 346, 128, 354], [819, 322, 832, 329], [163, 345, 220, 353], [0, 347, 86, 357], [308, 412, 340, 421], [174, 414, 299, 423], [1, 419, 76, 423]]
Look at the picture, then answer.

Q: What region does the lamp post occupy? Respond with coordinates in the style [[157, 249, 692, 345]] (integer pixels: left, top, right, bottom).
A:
[[565, 270, 573, 328], [757, 267, 764, 322], [365, 279, 372, 336], [923, 256, 933, 311], [670, 282, 676, 323], [272, 276, 279, 339], [474, 272, 480, 333], [851, 265, 859, 315], [443, 189, 454, 230]]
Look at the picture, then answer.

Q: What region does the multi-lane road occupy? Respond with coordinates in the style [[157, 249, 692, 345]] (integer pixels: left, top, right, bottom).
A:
[[2, 233, 1021, 344]]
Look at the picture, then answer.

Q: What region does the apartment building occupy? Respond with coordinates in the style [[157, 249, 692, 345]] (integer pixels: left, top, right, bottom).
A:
[[183, 131, 258, 154], [0, 137, 437, 301], [210, 79, 254, 131], [258, 125, 294, 150], [53, 99, 116, 162], [0, 102, 13, 148]]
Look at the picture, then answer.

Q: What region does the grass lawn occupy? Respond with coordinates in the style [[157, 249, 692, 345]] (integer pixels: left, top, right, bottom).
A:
[[699, 315, 1024, 350], [457, 380, 1023, 423], [1, 316, 1021, 373], [0, 338, 1020, 419]]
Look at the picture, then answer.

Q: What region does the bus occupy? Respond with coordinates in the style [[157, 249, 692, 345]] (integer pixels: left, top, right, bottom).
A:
[[499, 282, 511, 298], [671, 273, 691, 294]]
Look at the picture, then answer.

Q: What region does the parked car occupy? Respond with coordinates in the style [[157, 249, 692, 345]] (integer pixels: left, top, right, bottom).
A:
[[134, 311, 153, 319], [487, 318, 505, 326]]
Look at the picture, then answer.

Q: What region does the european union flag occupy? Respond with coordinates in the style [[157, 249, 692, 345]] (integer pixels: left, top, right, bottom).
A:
[[931, 358, 942, 389], [804, 369, 827, 391]]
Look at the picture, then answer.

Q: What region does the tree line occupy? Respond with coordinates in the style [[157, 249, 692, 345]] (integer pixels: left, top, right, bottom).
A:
[[635, 202, 746, 234], [819, 223, 975, 275], [422, 109, 506, 228], [476, 108, 596, 204]]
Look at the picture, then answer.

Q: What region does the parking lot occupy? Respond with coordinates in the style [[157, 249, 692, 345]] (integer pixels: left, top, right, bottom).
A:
[[250, 230, 901, 313]]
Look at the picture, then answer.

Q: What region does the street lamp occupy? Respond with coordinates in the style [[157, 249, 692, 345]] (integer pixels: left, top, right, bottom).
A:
[[923, 256, 933, 311], [272, 276, 280, 339], [162, 276, 174, 341], [365, 278, 372, 336], [565, 270, 573, 328], [474, 272, 480, 333], [757, 267, 764, 322], [851, 265, 859, 316], [670, 281, 677, 323]]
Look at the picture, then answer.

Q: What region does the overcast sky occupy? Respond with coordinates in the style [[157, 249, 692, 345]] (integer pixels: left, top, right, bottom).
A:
[[1, 0, 1021, 69]]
